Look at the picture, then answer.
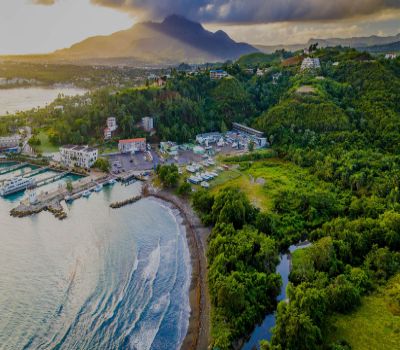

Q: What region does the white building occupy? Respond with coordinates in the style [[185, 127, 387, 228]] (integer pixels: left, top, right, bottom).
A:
[[60, 145, 98, 169], [232, 123, 268, 149], [210, 70, 228, 80], [107, 117, 118, 132], [142, 117, 154, 132], [301, 57, 321, 71], [0, 135, 21, 151], [196, 132, 222, 145], [104, 117, 118, 140], [118, 138, 146, 154], [385, 53, 397, 60]]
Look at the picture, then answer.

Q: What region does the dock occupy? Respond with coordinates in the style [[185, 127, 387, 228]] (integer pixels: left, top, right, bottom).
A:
[[0, 162, 28, 175], [117, 170, 150, 183], [35, 171, 68, 187], [23, 167, 49, 178], [9, 174, 113, 220]]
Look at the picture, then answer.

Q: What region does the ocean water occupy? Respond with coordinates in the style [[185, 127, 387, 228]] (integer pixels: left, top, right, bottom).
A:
[[0, 181, 191, 350]]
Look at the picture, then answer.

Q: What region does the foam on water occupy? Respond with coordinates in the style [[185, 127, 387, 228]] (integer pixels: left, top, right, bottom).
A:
[[0, 184, 191, 350]]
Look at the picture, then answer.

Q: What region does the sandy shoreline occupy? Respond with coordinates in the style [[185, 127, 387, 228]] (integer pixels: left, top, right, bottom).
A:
[[144, 187, 211, 350]]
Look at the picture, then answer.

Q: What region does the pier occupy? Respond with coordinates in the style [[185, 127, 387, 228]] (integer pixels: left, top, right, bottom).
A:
[[0, 162, 28, 175], [23, 167, 49, 178], [10, 173, 113, 220], [117, 170, 150, 183], [34, 171, 69, 187]]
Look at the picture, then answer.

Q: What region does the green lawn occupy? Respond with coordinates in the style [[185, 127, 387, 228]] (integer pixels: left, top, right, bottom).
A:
[[210, 158, 312, 211], [36, 131, 59, 154], [327, 274, 400, 350]]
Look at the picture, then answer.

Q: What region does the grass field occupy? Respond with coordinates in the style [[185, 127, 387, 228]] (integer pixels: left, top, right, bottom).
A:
[[210, 158, 312, 211], [36, 131, 59, 154], [327, 274, 400, 350]]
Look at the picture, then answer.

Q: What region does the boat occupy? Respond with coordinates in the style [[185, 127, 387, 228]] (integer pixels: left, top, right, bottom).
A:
[[82, 190, 91, 198], [108, 179, 117, 185], [94, 184, 103, 192], [0, 176, 35, 196], [201, 181, 210, 188]]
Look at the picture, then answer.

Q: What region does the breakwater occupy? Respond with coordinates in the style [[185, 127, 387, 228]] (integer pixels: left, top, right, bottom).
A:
[[10, 195, 67, 220], [109, 195, 142, 209]]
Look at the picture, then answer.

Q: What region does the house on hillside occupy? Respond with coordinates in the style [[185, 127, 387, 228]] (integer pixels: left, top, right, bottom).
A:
[[210, 70, 228, 80], [385, 53, 397, 60], [301, 57, 321, 70], [104, 117, 118, 140]]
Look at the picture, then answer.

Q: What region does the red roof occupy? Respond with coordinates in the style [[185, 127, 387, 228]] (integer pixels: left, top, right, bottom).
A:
[[119, 138, 146, 144]]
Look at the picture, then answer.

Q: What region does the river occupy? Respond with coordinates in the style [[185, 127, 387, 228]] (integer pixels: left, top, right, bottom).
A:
[[0, 178, 191, 350], [242, 244, 310, 350], [0, 86, 87, 116]]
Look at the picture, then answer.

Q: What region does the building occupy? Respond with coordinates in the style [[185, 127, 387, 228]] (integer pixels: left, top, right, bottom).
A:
[[196, 132, 222, 145], [210, 70, 228, 80], [232, 123, 268, 149], [107, 117, 118, 132], [385, 53, 397, 60], [142, 117, 154, 132], [104, 117, 118, 140], [118, 138, 146, 154], [0, 135, 21, 153], [301, 57, 321, 70], [60, 145, 98, 169]]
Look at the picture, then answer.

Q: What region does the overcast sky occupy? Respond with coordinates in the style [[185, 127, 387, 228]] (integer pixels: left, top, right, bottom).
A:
[[0, 0, 399, 54]]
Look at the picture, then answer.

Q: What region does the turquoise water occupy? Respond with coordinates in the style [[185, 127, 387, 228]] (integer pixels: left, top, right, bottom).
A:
[[0, 182, 191, 349]]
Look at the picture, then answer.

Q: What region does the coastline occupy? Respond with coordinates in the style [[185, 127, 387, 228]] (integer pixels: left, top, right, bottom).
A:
[[144, 187, 211, 350]]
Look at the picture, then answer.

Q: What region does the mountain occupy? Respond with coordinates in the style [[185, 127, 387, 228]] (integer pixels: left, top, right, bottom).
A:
[[360, 41, 400, 53], [308, 33, 400, 48], [53, 15, 258, 64], [256, 33, 400, 54]]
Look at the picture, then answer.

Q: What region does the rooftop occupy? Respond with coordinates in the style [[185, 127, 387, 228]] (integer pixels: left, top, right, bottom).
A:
[[119, 138, 146, 144]]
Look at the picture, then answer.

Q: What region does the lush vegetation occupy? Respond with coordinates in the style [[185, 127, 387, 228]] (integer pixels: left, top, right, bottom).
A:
[[2, 47, 400, 349], [192, 187, 281, 349], [327, 273, 400, 350]]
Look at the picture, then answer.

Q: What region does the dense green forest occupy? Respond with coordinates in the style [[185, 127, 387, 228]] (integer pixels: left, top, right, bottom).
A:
[[1, 47, 400, 349]]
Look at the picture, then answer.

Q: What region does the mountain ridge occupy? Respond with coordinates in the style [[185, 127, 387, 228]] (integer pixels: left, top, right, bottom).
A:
[[256, 33, 400, 53], [53, 15, 258, 64]]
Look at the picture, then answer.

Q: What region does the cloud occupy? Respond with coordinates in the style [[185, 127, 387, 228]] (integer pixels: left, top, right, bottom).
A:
[[31, 0, 56, 5], [89, 0, 400, 23]]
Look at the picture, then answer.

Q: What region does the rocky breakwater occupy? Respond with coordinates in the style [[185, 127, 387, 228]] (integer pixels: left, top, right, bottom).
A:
[[10, 195, 67, 220], [109, 195, 142, 209]]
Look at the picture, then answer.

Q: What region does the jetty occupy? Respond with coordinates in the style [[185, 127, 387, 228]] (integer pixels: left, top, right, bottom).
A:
[[35, 171, 69, 187], [10, 173, 112, 220], [23, 167, 49, 178], [110, 195, 142, 209], [0, 162, 28, 175], [117, 170, 150, 183]]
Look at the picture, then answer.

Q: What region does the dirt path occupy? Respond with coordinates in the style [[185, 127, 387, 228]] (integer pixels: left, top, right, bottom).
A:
[[144, 186, 211, 350]]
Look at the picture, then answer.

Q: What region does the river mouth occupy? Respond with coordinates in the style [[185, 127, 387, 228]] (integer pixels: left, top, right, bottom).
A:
[[0, 182, 191, 349]]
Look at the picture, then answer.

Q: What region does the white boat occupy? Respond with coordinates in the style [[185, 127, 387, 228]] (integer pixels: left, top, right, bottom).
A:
[[82, 190, 91, 198], [94, 184, 103, 192], [201, 181, 210, 188], [0, 176, 35, 196], [108, 179, 117, 185]]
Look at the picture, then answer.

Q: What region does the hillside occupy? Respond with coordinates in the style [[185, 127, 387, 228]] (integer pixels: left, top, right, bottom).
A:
[[362, 40, 400, 53], [256, 33, 400, 54], [53, 15, 258, 64]]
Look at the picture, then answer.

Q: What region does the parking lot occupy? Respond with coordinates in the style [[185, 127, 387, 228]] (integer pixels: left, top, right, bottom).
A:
[[108, 151, 156, 174]]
